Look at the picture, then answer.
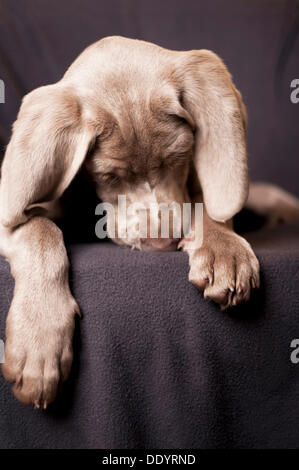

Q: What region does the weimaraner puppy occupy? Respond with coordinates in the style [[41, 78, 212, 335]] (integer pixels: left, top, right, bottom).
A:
[[0, 36, 298, 408]]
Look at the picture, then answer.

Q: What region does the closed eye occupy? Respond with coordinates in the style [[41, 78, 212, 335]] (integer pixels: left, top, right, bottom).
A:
[[100, 173, 120, 185]]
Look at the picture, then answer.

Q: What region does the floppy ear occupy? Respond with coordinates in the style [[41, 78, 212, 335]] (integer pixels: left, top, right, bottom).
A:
[[0, 84, 95, 227], [178, 50, 248, 222]]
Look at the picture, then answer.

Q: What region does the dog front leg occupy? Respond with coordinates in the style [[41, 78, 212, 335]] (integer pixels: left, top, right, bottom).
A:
[[181, 196, 260, 309], [0, 216, 79, 408]]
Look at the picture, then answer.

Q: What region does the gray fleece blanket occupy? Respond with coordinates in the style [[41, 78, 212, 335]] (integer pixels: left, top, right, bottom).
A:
[[0, 223, 299, 449]]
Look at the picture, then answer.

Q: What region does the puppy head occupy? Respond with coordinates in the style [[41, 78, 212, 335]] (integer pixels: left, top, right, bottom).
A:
[[87, 87, 195, 250], [85, 39, 248, 250]]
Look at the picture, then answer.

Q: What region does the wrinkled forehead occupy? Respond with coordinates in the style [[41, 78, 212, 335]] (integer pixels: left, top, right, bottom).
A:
[[96, 89, 194, 174]]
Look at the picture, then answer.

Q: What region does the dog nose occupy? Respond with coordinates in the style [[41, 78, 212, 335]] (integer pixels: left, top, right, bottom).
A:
[[140, 238, 178, 252]]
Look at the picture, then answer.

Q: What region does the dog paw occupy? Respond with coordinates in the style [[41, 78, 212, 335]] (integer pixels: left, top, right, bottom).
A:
[[186, 231, 260, 309], [2, 285, 79, 408]]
